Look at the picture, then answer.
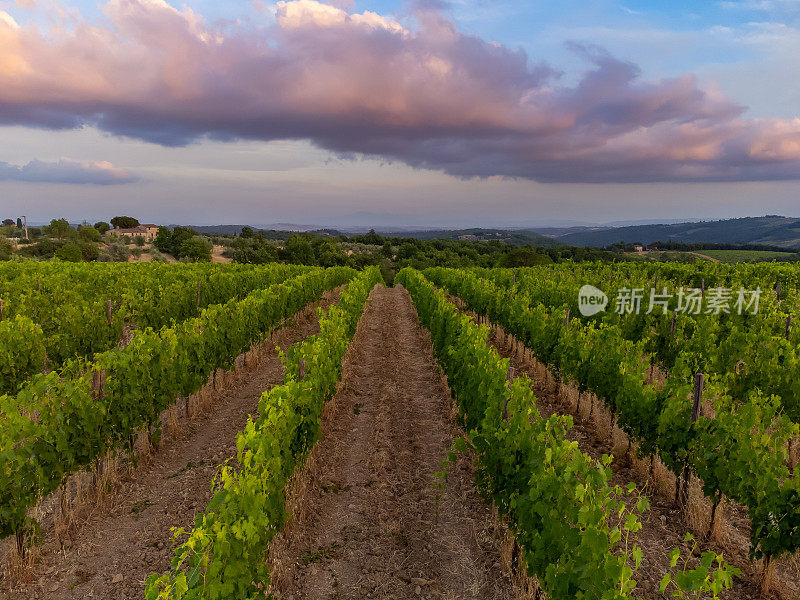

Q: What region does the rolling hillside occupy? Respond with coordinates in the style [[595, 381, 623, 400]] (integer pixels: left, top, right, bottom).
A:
[[535, 216, 800, 248]]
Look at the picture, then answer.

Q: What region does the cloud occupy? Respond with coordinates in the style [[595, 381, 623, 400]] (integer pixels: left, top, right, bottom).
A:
[[619, 5, 642, 15], [0, 10, 20, 28], [0, 0, 798, 182], [0, 159, 140, 184], [720, 0, 800, 12]]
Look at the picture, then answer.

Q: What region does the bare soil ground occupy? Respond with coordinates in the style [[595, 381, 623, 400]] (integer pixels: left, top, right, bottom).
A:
[[0, 290, 340, 600], [211, 245, 231, 264], [269, 285, 520, 600]]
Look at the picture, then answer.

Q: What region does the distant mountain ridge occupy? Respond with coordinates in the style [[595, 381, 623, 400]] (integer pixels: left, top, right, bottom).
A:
[[533, 216, 800, 248], [183, 216, 800, 249]]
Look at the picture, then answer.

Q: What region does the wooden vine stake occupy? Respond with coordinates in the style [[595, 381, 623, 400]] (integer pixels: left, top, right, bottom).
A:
[[502, 366, 515, 420], [16, 529, 26, 560], [762, 552, 776, 596], [299, 358, 306, 379], [59, 480, 69, 533], [776, 283, 782, 303], [691, 374, 704, 421], [670, 310, 677, 336], [91, 369, 105, 400], [680, 373, 704, 511], [0, 298, 3, 321], [786, 315, 792, 340], [91, 370, 106, 484]]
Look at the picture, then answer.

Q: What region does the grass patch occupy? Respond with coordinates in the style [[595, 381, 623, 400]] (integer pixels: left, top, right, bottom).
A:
[[301, 541, 341, 565], [167, 459, 205, 479], [131, 499, 153, 515], [320, 482, 351, 494]]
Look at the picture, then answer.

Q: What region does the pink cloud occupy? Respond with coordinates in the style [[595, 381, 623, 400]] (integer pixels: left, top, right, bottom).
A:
[[0, 0, 798, 182]]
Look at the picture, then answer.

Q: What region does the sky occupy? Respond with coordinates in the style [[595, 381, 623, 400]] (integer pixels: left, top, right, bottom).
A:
[[1, 0, 799, 227]]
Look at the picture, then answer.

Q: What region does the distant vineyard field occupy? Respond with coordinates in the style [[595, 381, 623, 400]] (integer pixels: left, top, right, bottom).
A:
[[695, 249, 795, 262]]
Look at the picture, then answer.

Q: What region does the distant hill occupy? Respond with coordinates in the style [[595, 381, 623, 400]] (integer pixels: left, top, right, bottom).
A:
[[177, 216, 800, 249], [180, 224, 560, 247], [533, 216, 800, 248], [379, 228, 561, 247], [185, 224, 244, 235]]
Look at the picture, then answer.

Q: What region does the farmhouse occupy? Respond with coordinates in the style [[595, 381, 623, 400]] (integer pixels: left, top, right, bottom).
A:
[[109, 224, 160, 241]]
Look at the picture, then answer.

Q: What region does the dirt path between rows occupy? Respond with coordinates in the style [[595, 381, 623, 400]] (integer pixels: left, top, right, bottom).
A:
[[1, 290, 341, 600], [690, 252, 721, 262], [269, 285, 519, 600]]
